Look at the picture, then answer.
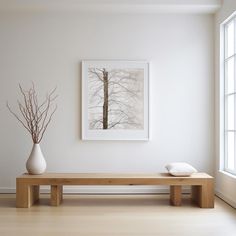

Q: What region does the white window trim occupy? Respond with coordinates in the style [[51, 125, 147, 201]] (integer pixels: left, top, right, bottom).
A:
[[220, 11, 236, 176]]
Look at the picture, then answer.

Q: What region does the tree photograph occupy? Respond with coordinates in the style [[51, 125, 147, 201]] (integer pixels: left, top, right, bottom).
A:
[[88, 67, 144, 130]]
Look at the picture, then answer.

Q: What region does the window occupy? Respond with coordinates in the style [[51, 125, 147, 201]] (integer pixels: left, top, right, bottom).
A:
[[223, 14, 236, 175]]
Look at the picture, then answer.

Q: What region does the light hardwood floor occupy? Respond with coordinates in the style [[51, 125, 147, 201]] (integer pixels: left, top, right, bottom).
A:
[[0, 194, 235, 236]]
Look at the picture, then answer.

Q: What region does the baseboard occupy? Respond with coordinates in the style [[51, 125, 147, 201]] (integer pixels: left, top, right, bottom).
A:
[[0, 187, 16, 194], [215, 189, 236, 209], [0, 186, 191, 194]]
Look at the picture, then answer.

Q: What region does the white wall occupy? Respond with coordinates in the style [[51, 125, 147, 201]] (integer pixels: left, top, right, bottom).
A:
[[0, 11, 214, 193], [215, 0, 236, 208]]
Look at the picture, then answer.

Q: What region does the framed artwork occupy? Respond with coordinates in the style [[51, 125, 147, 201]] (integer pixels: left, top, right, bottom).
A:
[[82, 60, 149, 140]]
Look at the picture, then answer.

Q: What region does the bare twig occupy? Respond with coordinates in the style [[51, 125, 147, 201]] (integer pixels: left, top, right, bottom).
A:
[[7, 83, 57, 143]]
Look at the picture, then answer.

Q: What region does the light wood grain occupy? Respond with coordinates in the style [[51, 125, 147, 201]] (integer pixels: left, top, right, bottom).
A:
[[199, 178, 214, 208], [16, 180, 39, 208], [17, 172, 213, 185], [0, 194, 235, 236], [16, 173, 214, 208], [191, 180, 214, 208], [170, 185, 182, 206], [51, 185, 63, 206]]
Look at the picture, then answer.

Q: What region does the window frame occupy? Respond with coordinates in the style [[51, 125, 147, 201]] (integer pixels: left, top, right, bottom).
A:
[[222, 14, 236, 175]]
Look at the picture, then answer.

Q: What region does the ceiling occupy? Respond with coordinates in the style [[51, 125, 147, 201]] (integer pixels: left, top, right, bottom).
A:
[[0, 0, 222, 13]]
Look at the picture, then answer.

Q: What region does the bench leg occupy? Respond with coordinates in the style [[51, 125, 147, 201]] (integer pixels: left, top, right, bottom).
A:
[[191, 186, 200, 205], [32, 185, 40, 203], [51, 185, 63, 206], [191, 180, 214, 208], [16, 180, 39, 208], [170, 185, 182, 206]]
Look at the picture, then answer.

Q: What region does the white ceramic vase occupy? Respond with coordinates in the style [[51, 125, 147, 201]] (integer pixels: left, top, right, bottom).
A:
[[26, 143, 46, 175]]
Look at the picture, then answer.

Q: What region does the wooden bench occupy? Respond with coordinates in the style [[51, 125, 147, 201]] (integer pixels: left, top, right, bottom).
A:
[[16, 173, 214, 208]]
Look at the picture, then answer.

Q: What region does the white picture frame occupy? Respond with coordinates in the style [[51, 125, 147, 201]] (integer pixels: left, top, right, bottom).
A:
[[82, 60, 150, 140]]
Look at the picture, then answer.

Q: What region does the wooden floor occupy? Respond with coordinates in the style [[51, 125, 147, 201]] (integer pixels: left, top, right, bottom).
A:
[[0, 194, 235, 236]]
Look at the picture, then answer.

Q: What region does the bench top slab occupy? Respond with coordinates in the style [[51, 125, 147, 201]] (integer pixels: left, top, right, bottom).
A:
[[17, 172, 213, 179], [16, 173, 213, 186]]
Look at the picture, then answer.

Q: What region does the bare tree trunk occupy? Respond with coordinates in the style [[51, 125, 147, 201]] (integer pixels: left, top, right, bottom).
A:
[[103, 70, 109, 129]]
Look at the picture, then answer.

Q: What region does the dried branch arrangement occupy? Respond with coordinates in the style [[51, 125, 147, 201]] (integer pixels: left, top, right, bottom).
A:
[[7, 84, 57, 143]]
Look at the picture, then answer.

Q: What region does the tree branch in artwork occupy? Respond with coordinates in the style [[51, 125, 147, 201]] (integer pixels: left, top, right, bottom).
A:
[[88, 67, 144, 130]]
